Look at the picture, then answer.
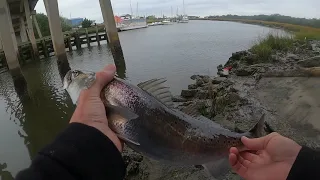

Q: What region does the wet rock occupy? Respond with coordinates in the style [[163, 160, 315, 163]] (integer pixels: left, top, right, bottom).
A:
[[172, 95, 188, 102], [181, 89, 198, 98], [217, 64, 223, 71], [212, 77, 227, 84], [297, 56, 320, 68], [202, 76, 211, 83], [195, 90, 210, 99], [188, 84, 198, 89], [286, 53, 300, 61], [190, 75, 199, 80], [228, 92, 241, 104], [235, 66, 256, 76], [123, 153, 144, 178], [196, 78, 205, 86]]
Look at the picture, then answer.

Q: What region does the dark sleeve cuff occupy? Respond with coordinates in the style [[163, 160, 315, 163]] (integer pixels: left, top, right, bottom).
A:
[[287, 146, 320, 180], [39, 123, 126, 180]]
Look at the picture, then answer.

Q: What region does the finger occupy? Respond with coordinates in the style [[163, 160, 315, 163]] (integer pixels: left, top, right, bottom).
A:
[[239, 152, 259, 163], [241, 132, 279, 150], [238, 155, 251, 167], [230, 147, 239, 155], [229, 153, 238, 167], [230, 154, 248, 176], [91, 64, 116, 94]]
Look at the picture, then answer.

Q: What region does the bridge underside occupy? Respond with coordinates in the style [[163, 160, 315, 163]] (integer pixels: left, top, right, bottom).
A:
[[8, 0, 38, 33]]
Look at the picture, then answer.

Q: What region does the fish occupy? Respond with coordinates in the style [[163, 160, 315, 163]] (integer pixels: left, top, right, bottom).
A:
[[63, 70, 268, 179]]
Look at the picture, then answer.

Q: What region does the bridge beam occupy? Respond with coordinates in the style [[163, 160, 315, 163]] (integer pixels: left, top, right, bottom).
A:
[[99, 0, 124, 59], [0, 0, 23, 76], [43, 0, 70, 79], [33, 14, 42, 38], [19, 16, 28, 42], [0, 35, 2, 50], [24, 0, 39, 58]]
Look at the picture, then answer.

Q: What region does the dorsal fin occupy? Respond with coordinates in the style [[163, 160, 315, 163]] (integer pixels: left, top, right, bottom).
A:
[[180, 103, 202, 117], [137, 78, 174, 108]]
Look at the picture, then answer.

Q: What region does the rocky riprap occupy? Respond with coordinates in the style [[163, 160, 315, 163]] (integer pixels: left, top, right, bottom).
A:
[[123, 40, 320, 180]]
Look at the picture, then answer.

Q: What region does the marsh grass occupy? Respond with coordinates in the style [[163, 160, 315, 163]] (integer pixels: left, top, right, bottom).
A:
[[250, 33, 295, 62]]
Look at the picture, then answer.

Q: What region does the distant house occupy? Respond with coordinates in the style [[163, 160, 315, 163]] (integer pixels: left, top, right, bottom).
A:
[[69, 18, 84, 27]]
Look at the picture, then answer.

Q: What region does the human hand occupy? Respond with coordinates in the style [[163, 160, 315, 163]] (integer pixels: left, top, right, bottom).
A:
[[229, 132, 302, 180], [70, 64, 123, 152]]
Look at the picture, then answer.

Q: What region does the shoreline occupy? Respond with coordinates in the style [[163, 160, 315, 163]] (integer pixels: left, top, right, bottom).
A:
[[190, 18, 320, 40], [123, 38, 320, 179]]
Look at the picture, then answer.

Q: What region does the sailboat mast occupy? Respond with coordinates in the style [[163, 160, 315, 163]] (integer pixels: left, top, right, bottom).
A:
[[183, 0, 185, 15], [130, 0, 133, 17], [136, 2, 139, 18]]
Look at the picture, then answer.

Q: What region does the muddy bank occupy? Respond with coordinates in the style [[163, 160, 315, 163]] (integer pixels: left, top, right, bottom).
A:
[[123, 40, 320, 180]]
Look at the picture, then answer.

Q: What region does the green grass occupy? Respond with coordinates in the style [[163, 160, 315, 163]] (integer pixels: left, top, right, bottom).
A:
[[250, 34, 295, 62], [204, 18, 320, 40]]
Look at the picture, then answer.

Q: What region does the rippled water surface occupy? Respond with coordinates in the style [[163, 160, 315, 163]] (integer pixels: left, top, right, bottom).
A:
[[0, 20, 282, 177]]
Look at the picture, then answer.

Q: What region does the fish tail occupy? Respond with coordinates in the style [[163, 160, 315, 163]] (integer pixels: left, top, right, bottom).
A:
[[248, 114, 267, 138]]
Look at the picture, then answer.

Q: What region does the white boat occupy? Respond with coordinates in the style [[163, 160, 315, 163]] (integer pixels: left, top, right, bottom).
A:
[[178, 0, 189, 23], [162, 19, 173, 25], [178, 15, 189, 23], [117, 16, 148, 31]]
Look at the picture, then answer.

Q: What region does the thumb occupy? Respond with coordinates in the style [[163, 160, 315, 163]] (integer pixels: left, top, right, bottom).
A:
[[241, 136, 266, 150], [91, 64, 116, 94], [241, 133, 278, 150]]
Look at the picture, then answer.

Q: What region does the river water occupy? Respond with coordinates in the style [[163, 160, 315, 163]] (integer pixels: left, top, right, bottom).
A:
[[0, 20, 282, 178]]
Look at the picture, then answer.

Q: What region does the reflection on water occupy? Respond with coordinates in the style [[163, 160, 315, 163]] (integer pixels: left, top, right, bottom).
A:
[[0, 20, 282, 178]]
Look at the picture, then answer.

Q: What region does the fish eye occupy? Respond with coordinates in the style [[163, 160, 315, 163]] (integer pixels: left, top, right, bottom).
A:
[[72, 70, 81, 79]]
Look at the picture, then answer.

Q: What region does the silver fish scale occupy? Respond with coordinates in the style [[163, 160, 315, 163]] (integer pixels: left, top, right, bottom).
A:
[[103, 78, 247, 166]]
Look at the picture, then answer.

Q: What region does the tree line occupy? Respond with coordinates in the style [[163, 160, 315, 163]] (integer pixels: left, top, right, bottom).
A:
[[34, 13, 94, 38], [206, 14, 320, 28]]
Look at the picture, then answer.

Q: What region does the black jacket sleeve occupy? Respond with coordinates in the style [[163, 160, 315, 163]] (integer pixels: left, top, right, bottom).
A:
[[16, 123, 126, 180], [287, 146, 320, 180]]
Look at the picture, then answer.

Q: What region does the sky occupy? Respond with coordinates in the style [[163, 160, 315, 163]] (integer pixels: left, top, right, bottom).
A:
[[35, 0, 320, 23]]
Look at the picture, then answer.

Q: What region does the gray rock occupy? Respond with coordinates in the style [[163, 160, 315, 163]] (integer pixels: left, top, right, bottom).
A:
[[297, 56, 320, 68], [188, 84, 198, 89], [172, 95, 188, 102], [196, 90, 210, 99], [196, 78, 205, 86], [235, 66, 256, 76], [228, 92, 241, 104], [212, 77, 227, 84], [181, 89, 198, 98], [190, 75, 199, 80], [202, 76, 211, 83], [286, 53, 300, 61]]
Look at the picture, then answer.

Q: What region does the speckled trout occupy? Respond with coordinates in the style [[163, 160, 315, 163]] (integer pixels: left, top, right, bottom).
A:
[[63, 70, 267, 178]]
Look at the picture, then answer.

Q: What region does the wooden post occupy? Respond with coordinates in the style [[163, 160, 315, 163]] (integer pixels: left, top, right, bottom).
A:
[[74, 31, 81, 49], [99, 0, 124, 60], [95, 25, 101, 46], [33, 13, 43, 39], [24, 0, 39, 59], [67, 36, 72, 51], [43, 0, 70, 79], [42, 39, 49, 58], [85, 28, 90, 47]]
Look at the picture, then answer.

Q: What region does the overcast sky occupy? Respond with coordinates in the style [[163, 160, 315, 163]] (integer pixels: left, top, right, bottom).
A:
[[35, 0, 320, 23]]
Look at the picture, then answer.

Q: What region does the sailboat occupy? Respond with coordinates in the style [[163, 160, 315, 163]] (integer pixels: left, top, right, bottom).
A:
[[178, 0, 189, 23], [117, 1, 148, 31]]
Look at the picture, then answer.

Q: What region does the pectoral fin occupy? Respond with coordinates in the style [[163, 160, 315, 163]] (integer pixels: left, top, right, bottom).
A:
[[202, 158, 231, 179], [117, 134, 140, 146], [106, 104, 139, 120], [106, 104, 141, 146]]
